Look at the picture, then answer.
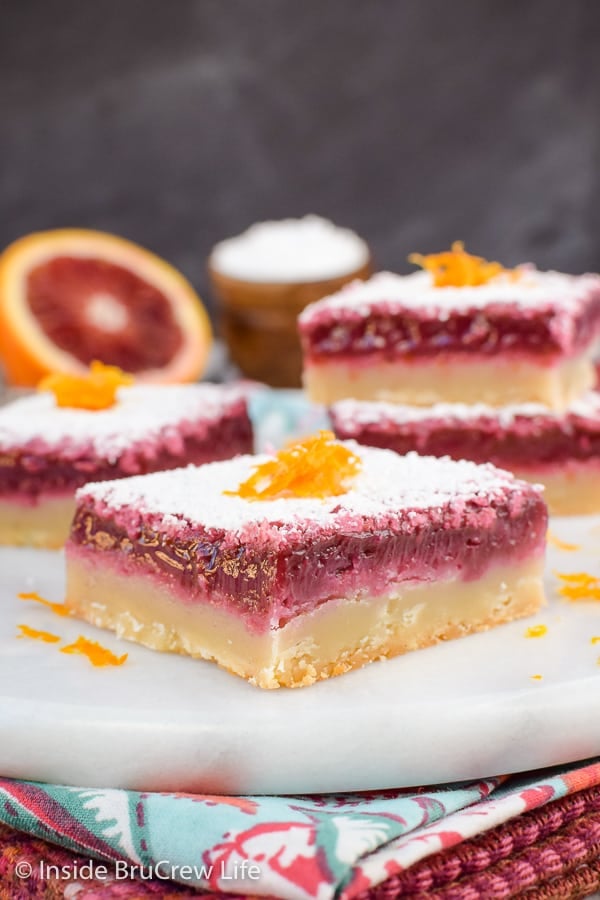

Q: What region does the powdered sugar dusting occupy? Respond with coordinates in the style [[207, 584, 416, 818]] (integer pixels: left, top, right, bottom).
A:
[[78, 443, 532, 534], [332, 393, 600, 430], [299, 268, 600, 322], [210, 215, 369, 282], [0, 384, 244, 459]]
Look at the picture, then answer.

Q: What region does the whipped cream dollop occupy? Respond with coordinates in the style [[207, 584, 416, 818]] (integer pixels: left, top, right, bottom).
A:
[[209, 215, 369, 283]]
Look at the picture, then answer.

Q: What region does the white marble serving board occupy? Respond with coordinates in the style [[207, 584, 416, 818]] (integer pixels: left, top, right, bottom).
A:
[[1, 517, 600, 795]]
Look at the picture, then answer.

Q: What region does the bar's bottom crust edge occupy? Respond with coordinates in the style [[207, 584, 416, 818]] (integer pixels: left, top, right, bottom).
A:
[[65, 553, 545, 689], [303, 355, 594, 409], [0, 496, 76, 549]]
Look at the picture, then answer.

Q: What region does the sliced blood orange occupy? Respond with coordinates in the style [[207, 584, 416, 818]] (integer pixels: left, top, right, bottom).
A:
[[0, 229, 212, 386]]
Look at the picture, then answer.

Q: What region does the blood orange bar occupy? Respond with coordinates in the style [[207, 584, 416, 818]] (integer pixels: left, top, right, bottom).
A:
[[65, 442, 547, 689], [0, 384, 252, 548], [299, 269, 600, 408], [331, 394, 600, 516]]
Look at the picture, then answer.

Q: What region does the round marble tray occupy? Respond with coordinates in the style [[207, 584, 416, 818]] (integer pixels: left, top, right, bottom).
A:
[[1, 513, 600, 794]]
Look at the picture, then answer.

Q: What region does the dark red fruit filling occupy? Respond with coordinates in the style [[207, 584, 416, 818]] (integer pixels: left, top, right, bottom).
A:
[[0, 405, 252, 497], [331, 411, 600, 467], [300, 300, 600, 361], [27, 257, 183, 371], [70, 490, 547, 627]]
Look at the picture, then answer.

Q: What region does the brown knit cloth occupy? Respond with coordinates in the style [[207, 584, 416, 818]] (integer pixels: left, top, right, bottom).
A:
[[2, 787, 600, 899]]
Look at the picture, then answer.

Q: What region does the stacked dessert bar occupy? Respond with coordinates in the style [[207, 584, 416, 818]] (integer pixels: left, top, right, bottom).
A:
[[300, 243, 600, 514]]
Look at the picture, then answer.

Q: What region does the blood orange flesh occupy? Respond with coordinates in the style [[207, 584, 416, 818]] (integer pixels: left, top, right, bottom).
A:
[[27, 256, 183, 372]]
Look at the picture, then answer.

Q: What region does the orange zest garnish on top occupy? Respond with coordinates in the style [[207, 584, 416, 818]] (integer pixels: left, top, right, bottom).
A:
[[17, 624, 61, 643], [38, 360, 133, 410], [555, 572, 600, 602], [547, 530, 580, 552], [61, 636, 128, 667], [226, 431, 362, 501], [409, 241, 510, 287], [18, 591, 71, 617]]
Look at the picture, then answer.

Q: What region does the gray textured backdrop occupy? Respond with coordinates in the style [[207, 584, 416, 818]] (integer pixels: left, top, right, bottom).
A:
[[1, 0, 599, 313]]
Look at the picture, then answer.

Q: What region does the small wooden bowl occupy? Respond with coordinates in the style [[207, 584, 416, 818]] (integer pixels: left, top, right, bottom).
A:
[[208, 261, 372, 388]]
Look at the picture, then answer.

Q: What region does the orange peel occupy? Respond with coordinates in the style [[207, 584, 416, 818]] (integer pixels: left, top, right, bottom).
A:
[[555, 572, 600, 601], [17, 624, 61, 643], [546, 530, 580, 552], [61, 636, 127, 667], [524, 624, 548, 639], [18, 590, 71, 617], [39, 360, 133, 410], [409, 241, 511, 287], [226, 430, 361, 501]]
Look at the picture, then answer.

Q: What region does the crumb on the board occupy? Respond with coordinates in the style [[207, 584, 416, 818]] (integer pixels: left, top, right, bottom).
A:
[[17, 624, 61, 643], [60, 636, 128, 667]]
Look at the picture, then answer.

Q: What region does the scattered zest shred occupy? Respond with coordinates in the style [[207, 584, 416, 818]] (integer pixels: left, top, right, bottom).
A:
[[525, 624, 548, 639], [225, 430, 362, 501], [591, 636, 600, 645], [38, 360, 133, 410], [61, 636, 128, 667], [530, 674, 543, 682], [555, 572, 600, 602], [17, 624, 61, 643], [18, 591, 71, 617], [546, 530, 580, 552], [408, 241, 513, 287]]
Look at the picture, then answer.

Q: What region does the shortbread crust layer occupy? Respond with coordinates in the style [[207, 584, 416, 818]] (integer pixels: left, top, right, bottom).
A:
[[304, 356, 594, 408], [0, 495, 75, 549], [65, 550, 545, 689]]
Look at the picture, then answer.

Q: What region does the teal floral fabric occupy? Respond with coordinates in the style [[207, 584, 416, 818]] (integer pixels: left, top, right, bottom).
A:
[[1, 758, 600, 899]]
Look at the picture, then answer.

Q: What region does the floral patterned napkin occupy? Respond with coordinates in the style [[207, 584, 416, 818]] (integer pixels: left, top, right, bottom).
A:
[[2, 758, 600, 899]]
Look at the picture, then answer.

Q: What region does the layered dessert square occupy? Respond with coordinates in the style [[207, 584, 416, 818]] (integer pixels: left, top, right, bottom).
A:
[[299, 261, 600, 409], [0, 383, 253, 548], [65, 433, 547, 689], [331, 394, 600, 516]]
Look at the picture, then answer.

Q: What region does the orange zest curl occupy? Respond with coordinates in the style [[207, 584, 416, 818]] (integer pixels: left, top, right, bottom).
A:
[[409, 241, 510, 287], [546, 530, 580, 552], [555, 572, 600, 602], [38, 360, 133, 410], [61, 636, 128, 667], [18, 591, 71, 617], [226, 431, 362, 501], [17, 624, 61, 643]]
